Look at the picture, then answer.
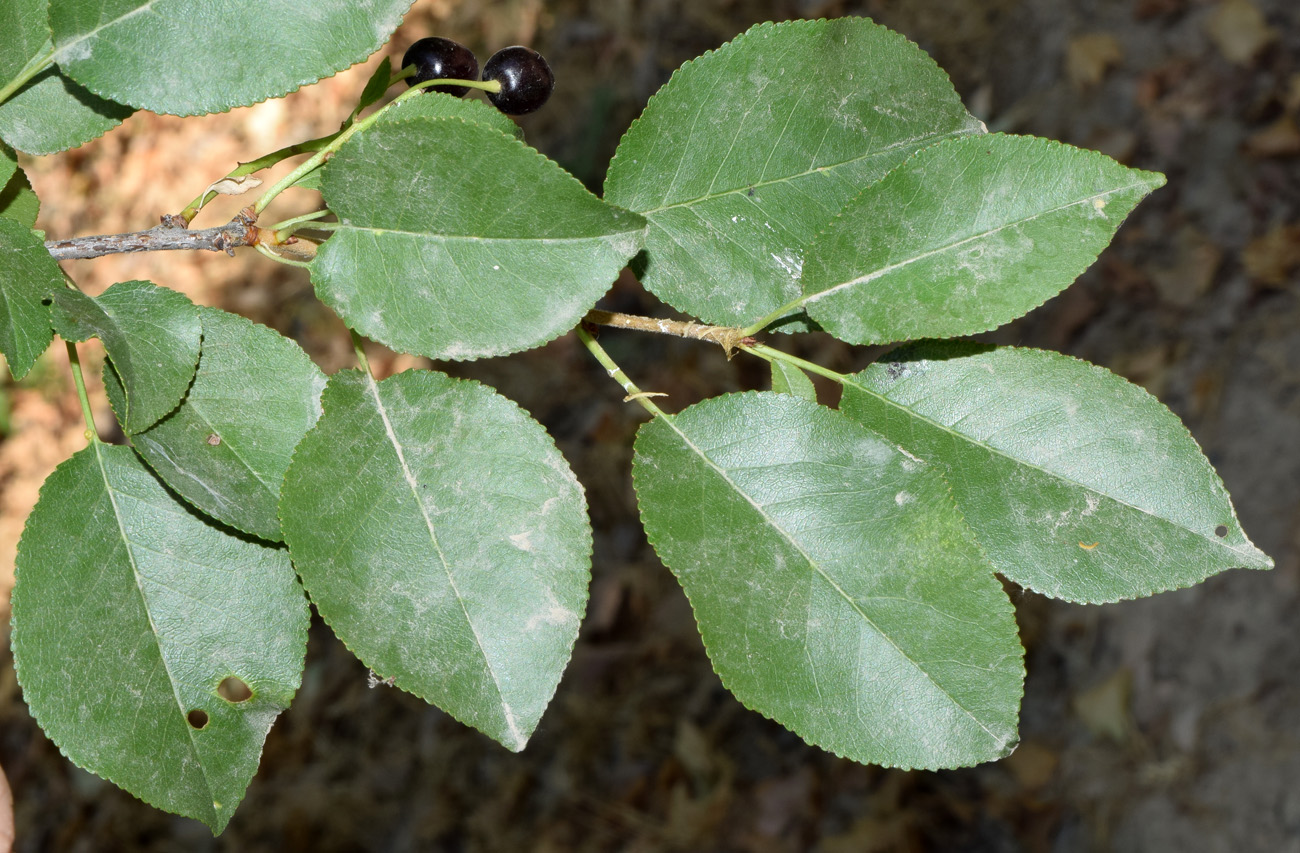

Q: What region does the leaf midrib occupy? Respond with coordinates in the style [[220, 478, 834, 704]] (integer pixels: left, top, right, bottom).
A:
[[93, 443, 217, 821], [362, 372, 523, 748], [332, 224, 642, 243], [635, 127, 977, 217], [839, 364, 1265, 564]]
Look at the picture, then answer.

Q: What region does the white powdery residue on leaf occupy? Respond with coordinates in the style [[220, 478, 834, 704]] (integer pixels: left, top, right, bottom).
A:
[[509, 530, 534, 552], [524, 604, 578, 632], [771, 251, 803, 279], [1083, 493, 1100, 516]]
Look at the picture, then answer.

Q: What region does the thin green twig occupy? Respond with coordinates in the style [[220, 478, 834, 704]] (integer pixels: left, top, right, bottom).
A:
[[179, 131, 344, 223]]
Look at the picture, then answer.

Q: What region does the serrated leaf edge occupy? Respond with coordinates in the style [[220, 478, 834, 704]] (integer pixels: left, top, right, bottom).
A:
[[0, 64, 132, 155], [52, 280, 201, 433]]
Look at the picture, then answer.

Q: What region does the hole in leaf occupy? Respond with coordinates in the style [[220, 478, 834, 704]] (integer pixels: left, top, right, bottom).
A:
[[218, 676, 253, 703], [1215, 525, 1228, 538], [187, 709, 209, 729]]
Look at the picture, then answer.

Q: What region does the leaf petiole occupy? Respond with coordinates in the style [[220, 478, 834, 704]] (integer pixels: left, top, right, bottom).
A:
[[266, 208, 335, 242], [740, 341, 850, 386], [577, 326, 668, 419], [350, 329, 373, 377], [64, 341, 99, 442], [254, 243, 312, 268], [740, 297, 811, 337]]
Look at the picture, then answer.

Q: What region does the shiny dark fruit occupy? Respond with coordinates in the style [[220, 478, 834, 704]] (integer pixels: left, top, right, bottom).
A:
[[402, 37, 479, 97], [482, 46, 555, 115]]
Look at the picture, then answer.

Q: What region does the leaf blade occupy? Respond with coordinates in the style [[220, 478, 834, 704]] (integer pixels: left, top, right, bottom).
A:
[[49, 0, 415, 117], [0, 145, 41, 227], [769, 358, 817, 401], [49, 280, 201, 433], [633, 392, 1023, 769], [109, 307, 326, 542], [0, 0, 131, 154], [313, 118, 645, 360], [280, 369, 592, 750], [11, 443, 309, 832], [802, 134, 1166, 343], [839, 342, 1273, 602], [604, 17, 984, 329], [0, 217, 60, 379]]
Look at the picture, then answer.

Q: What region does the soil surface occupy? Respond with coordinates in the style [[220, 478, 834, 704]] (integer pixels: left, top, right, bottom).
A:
[[1, 0, 1298, 850]]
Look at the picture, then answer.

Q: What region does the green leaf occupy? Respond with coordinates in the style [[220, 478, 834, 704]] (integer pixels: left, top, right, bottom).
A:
[[11, 442, 310, 833], [49, 280, 201, 433], [355, 58, 393, 114], [372, 89, 523, 140], [0, 0, 45, 92], [0, 217, 59, 379], [633, 392, 1023, 769], [0, 143, 14, 187], [0, 147, 40, 227], [0, 0, 131, 154], [280, 369, 591, 750], [107, 307, 326, 542], [288, 165, 324, 193], [839, 342, 1273, 603], [604, 18, 983, 329], [800, 134, 1166, 344], [769, 358, 817, 402], [0, 64, 134, 155], [313, 118, 645, 360], [49, 0, 416, 117]]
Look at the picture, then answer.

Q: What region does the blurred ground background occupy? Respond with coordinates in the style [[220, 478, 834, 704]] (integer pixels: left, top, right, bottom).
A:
[[2, 0, 1298, 849]]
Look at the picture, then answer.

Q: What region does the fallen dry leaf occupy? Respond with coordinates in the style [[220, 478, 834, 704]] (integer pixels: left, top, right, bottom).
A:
[[1205, 0, 1275, 64], [1150, 225, 1223, 307], [1244, 115, 1300, 158], [1066, 32, 1124, 90], [1243, 222, 1300, 287], [1073, 668, 1135, 743]]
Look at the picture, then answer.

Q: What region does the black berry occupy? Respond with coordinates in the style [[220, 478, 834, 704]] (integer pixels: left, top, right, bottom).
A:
[[482, 46, 554, 115], [403, 37, 479, 97]]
